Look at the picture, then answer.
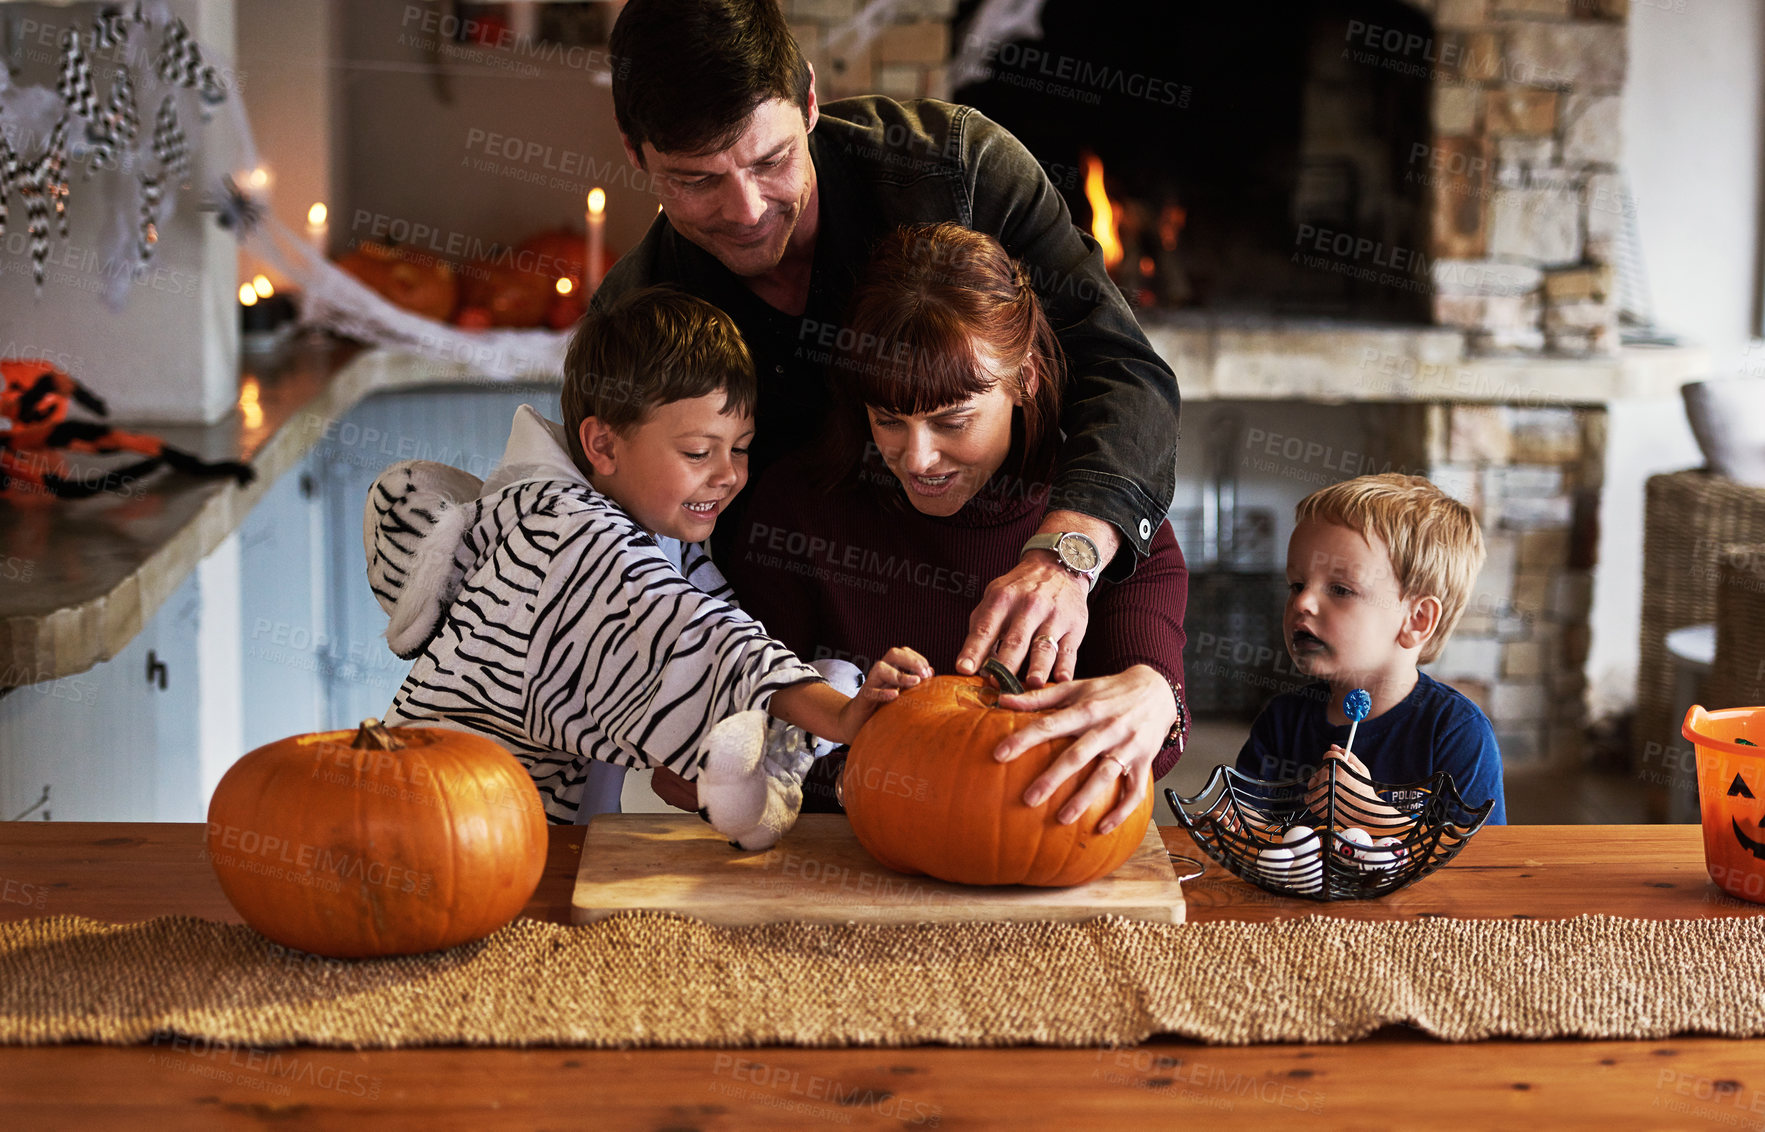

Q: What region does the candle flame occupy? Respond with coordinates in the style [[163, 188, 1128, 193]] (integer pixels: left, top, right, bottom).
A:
[[587, 188, 606, 215], [239, 377, 264, 430], [307, 202, 328, 226], [238, 283, 258, 306], [556, 277, 574, 295], [252, 274, 274, 298], [1081, 151, 1123, 270]]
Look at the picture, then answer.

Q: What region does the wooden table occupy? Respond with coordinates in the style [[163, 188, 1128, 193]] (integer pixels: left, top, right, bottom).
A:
[[3, 822, 1762, 1128]]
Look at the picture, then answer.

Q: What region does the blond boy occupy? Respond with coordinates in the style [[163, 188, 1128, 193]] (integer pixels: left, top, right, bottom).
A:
[[1235, 473, 1506, 824]]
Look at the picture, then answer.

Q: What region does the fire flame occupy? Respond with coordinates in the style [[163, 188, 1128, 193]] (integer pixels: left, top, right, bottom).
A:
[[1081, 151, 1123, 270]]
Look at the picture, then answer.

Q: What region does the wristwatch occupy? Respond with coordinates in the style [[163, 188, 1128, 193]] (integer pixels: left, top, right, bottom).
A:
[[1022, 531, 1103, 590]]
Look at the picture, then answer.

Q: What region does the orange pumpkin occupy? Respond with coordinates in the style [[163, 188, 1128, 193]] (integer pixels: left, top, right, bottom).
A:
[[516, 227, 589, 289], [457, 259, 553, 328], [841, 665, 1152, 887], [335, 242, 459, 322], [206, 720, 548, 957]]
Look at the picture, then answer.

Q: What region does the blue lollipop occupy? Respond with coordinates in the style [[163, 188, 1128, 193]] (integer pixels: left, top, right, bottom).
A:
[[1343, 688, 1372, 758]]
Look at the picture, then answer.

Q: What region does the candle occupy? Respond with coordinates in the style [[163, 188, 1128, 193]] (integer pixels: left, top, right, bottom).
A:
[[306, 202, 329, 261], [586, 188, 606, 294]]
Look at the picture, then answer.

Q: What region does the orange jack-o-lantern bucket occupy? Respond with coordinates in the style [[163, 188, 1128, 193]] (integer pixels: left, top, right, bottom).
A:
[[1684, 705, 1765, 903]]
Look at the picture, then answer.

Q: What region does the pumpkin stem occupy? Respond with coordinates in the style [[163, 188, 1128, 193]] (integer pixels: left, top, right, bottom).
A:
[[981, 657, 1025, 696], [352, 718, 406, 751]]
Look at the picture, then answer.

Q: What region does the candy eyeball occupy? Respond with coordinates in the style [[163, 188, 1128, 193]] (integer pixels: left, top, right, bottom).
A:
[[1261, 832, 1323, 894], [1338, 826, 1374, 849], [1256, 845, 1295, 884], [1333, 826, 1374, 869], [1360, 835, 1409, 873]]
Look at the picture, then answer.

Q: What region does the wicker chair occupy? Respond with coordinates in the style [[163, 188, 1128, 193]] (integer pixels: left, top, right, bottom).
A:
[[1709, 544, 1765, 710], [1638, 473, 1765, 769]]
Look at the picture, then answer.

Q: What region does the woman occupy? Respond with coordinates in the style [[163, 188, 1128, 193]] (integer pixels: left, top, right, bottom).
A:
[[723, 222, 1188, 834]]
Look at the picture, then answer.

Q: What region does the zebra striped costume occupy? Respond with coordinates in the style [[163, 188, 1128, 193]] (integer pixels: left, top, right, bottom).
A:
[[366, 405, 822, 823]]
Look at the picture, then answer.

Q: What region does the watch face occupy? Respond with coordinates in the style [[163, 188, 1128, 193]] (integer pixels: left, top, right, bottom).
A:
[[1058, 534, 1100, 572]]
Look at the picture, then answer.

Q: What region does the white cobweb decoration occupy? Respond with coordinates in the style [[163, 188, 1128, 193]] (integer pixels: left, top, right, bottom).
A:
[[243, 210, 569, 382]]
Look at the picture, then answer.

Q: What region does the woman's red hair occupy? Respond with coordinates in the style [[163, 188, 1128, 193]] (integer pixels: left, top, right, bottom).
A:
[[825, 222, 1064, 485]]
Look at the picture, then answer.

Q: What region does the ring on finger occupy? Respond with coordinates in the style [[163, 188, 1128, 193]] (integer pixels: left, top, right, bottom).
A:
[[1099, 754, 1127, 776], [1031, 635, 1057, 649]]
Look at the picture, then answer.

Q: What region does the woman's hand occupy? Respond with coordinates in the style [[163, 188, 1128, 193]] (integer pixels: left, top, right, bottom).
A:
[[834, 646, 933, 744], [989, 664, 1177, 834]]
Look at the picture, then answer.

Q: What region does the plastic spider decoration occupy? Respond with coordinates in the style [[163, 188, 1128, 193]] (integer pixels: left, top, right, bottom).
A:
[[1, 359, 254, 500]]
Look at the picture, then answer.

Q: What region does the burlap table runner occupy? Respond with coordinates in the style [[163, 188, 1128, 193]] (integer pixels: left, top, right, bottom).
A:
[[3, 912, 1761, 1048]]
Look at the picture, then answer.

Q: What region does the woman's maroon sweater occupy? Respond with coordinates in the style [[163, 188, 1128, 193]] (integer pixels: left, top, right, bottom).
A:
[[722, 450, 1190, 778]]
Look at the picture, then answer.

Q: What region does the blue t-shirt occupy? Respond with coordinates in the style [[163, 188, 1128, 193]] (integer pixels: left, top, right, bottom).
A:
[[1234, 672, 1507, 825]]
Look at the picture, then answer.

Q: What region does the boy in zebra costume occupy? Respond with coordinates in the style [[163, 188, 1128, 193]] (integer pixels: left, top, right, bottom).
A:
[[365, 287, 928, 847]]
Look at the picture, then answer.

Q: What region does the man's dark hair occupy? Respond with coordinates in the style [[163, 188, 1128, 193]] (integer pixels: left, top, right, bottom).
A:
[[561, 286, 756, 474], [610, 0, 812, 157]]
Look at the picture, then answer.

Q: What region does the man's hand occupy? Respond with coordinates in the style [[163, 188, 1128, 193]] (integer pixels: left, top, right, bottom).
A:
[[955, 510, 1121, 687]]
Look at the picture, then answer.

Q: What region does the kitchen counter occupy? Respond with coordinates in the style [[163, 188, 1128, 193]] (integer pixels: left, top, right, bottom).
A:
[[2, 821, 1759, 1126], [0, 341, 554, 687]]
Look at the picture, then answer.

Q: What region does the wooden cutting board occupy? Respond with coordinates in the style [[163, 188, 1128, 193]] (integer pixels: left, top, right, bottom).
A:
[[570, 813, 1185, 925]]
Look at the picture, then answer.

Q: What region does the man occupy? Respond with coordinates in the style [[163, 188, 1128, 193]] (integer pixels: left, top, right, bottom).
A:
[[596, 0, 1182, 691]]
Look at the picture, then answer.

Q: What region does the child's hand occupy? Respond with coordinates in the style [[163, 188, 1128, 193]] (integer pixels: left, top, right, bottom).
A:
[[836, 647, 933, 742], [650, 766, 700, 812], [1307, 745, 1410, 834]]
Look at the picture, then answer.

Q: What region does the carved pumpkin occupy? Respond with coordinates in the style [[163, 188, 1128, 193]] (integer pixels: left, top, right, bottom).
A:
[[206, 720, 549, 957], [841, 663, 1152, 887], [335, 242, 459, 322]]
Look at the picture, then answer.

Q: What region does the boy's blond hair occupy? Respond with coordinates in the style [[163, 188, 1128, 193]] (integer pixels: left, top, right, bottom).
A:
[[1296, 473, 1486, 664]]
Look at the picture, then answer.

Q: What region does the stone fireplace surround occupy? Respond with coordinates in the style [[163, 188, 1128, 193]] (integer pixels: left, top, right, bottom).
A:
[[782, 0, 1700, 768]]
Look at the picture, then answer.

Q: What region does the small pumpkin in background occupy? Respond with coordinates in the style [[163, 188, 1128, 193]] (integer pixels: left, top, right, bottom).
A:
[[207, 720, 548, 958], [456, 228, 594, 330], [335, 242, 459, 322], [456, 259, 553, 329], [518, 228, 592, 330], [841, 661, 1152, 887]]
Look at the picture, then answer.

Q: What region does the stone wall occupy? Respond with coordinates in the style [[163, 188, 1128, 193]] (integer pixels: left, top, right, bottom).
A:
[[1422, 403, 1602, 766], [1415, 0, 1629, 356], [786, 0, 957, 103]]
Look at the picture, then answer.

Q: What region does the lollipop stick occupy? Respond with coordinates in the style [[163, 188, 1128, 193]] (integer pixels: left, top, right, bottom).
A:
[[1345, 719, 1361, 757]]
